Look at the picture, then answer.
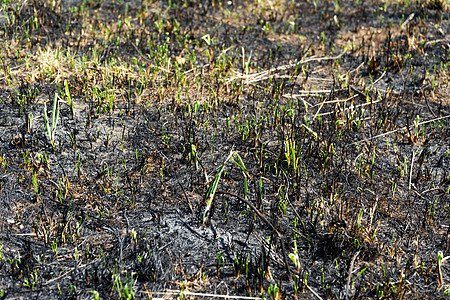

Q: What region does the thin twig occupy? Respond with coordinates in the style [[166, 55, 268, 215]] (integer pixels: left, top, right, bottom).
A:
[[43, 266, 78, 285], [283, 89, 334, 96], [306, 284, 324, 300], [253, 232, 286, 267], [409, 149, 416, 190], [423, 89, 438, 118], [311, 94, 359, 107], [317, 99, 382, 117], [216, 191, 280, 236], [217, 191, 297, 280], [178, 182, 194, 214], [401, 13, 415, 29], [345, 251, 360, 300], [155, 289, 262, 299], [352, 114, 450, 145], [350, 85, 367, 98], [369, 196, 378, 233], [226, 52, 345, 84], [424, 39, 449, 47], [372, 70, 386, 85]]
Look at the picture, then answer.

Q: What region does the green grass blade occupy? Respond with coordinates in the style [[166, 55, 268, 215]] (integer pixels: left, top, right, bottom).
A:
[[64, 80, 71, 107], [202, 165, 224, 224], [202, 151, 234, 224], [301, 123, 319, 140], [51, 94, 60, 134], [231, 152, 246, 172]]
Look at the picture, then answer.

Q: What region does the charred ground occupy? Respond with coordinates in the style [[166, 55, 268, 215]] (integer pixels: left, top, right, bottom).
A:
[[0, 0, 449, 299]]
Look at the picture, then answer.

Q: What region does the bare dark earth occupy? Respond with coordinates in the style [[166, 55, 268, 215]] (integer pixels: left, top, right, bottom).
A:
[[0, 0, 449, 299]]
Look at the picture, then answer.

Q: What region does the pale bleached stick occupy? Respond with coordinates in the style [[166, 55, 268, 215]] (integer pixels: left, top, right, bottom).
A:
[[154, 290, 262, 299], [344, 251, 360, 300], [352, 114, 450, 145], [316, 98, 383, 118], [225, 52, 345, 84]]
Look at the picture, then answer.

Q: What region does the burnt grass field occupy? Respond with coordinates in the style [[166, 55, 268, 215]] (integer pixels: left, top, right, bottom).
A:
[[0, 0, 449, 299]]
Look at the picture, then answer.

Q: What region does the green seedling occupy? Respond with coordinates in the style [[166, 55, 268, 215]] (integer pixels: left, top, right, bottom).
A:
[[23, 268, 38, 290], [43, 94, 60, 151], [64, 79, 74, 117], [288, 240, 301, 271], [74, 247, 78, 263], [357, 209, 363, 229], [438, 251, 444, 286], [32, 172, 39, 200], [216, 251, 225, 273], [202, 164, 225, 224], [88, 291, 100, 300], [114, 272, 134, 299], [202, 151, 233, 224], [284, 137, 298, 171], [353, 267, 367, 288], [188, 144, 198, 170], [131, 229, 137, 244], [304, 271, 309, 288], [335, 259, 340, 277], [231, 152, 249, 198], [268, 283, 280, 300], [376, 283, 384, 299]]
